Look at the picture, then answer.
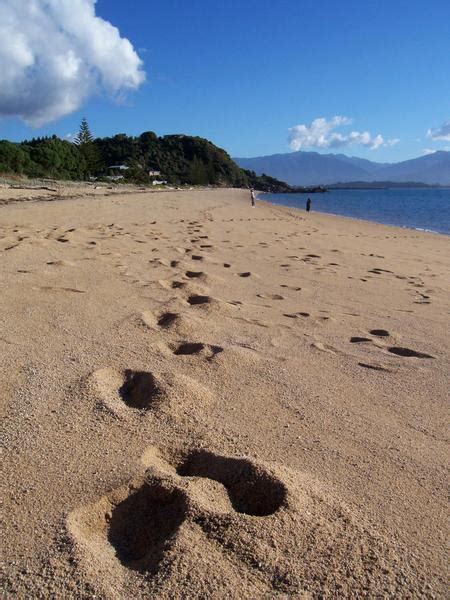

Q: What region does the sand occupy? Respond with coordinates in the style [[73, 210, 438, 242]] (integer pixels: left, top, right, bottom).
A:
[[1, 187, 448, 598]]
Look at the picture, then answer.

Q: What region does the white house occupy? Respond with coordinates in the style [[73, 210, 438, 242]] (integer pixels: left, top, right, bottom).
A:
[[108, 165, 129, 172]]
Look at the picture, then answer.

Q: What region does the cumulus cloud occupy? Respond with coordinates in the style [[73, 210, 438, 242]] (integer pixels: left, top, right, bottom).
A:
[[288, 116, 395, 151], [426, 121, 450, 142], [0, 0, 145, 126]]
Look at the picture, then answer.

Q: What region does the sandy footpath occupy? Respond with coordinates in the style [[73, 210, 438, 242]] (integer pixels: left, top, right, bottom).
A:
[[1, 188, 449, 598]]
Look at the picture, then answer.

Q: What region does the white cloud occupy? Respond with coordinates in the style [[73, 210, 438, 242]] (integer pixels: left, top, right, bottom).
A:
[[288, 116, 396, 151], [426, 121, 450, 142], [0, 0, 145, 126]]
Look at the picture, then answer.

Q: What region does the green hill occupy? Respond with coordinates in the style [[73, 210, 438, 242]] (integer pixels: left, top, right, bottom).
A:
[[0, 130, 290, 192]]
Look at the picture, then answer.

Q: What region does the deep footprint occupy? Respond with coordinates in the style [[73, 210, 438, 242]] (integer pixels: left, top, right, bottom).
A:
[[370, 329, 390, 337], [107, 479, 188, 571], [119, 370, 163, 410], [173, 342, 223, 358], [187, 294, 211, 305], [177, 450, 286, 516], [387, 347, 434, 358], [157, 312, 179, 328], [173, 342, 205, 355], [185, 271, 204, 278]]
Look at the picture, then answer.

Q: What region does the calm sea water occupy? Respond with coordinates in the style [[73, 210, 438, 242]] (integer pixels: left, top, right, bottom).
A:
[[263, 188, 450, 235]]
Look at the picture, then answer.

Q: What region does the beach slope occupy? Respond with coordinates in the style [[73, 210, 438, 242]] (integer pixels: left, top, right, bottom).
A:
[[1, 188, 448, 597]]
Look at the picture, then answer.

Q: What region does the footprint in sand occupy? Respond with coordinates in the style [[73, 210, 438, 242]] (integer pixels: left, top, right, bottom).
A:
[[172, 341, 223, 359], [387, 347, 434, 359], [68, 449, 286, 580], [141, 310, 200, 337], [280, 285, 302, 291], [369, 329, 390, 337], [414, 292, 431, 305], [67, 447, 411, 597], [35, 285, 86, 294], [257, 293, 284, 300], [87, 367, 165, 414], [157, 312, 180, 328], [118, 370, 164, 410], [88, 367, 214, 418], [311, 341, 337, 354], [46, 260, 74, 268], [185, 271, 205, 279], [368, 268, 393, 275], [358, 362, 391, 372], [187, 294, 212, 306]]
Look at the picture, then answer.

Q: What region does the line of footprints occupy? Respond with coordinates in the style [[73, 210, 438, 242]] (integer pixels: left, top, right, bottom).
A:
[[51, 216, 421, 594], [68, 220, 296, 592]]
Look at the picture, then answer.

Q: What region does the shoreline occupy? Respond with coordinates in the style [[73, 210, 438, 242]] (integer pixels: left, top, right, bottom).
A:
[[256, 190, 450, 236], [2, 188, 448, 597]]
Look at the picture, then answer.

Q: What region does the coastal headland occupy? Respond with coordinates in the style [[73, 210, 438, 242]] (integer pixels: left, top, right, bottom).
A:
[[2, 187, 448, 597]]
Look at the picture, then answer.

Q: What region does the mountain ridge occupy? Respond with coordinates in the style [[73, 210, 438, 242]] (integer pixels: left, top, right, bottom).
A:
[[234, 150, 450, 186]]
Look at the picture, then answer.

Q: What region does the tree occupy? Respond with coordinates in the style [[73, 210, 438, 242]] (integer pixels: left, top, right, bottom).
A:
[[74, 118, 94, 145], [189, 155, 208, 185], [74, 118, 100, 178], [0, 141, 31, 174]]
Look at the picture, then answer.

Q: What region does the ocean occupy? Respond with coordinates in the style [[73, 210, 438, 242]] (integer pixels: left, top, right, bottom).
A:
[[262, 188, 450, 235]]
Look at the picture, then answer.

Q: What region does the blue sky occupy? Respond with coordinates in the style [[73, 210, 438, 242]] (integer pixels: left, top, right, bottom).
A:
[[1, 0, 449, 161]]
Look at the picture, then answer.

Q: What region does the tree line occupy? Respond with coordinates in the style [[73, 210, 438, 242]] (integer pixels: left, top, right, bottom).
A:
[[0, 119, 291, 192]]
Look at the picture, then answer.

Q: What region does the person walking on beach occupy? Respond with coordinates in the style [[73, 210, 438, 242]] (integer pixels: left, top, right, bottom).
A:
[[306, 197, 311, 212], [250, 188, 256, 207]]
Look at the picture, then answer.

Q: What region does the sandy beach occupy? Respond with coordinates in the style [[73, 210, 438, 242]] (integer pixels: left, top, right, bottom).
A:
[[1, 187, 448, 598]]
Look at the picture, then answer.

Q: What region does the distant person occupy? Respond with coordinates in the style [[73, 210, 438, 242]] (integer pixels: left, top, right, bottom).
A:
[[306, 197, 311, 212], [250, 188, 256, 207]]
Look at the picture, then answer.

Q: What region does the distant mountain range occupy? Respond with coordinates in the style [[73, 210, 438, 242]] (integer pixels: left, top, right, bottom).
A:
[[234, 150, 450, 186]]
